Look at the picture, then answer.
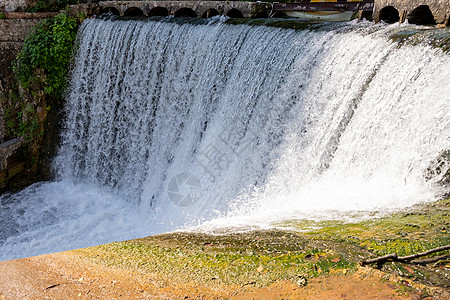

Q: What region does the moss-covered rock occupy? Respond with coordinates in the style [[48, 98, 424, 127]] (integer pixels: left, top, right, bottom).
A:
[[74, 199, 450, 291]]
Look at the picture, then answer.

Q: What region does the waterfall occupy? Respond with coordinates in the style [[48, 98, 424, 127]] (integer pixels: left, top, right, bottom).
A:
[[1, 17, 449, 260]]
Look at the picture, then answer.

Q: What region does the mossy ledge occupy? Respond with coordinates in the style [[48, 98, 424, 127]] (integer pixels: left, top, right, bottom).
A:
[[74, 198, 450, 296]]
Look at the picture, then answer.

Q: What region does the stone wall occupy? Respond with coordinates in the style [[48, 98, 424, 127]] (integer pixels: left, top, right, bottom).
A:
[[0, 14, 58, 142], [0, 17, 43, 143], [0, 13, 56, 143], [0, 13, 58, 192], [70, 1, 272, 19], [0, 0, 27, 12], [0, 18, 41, 41], [374, 0, 450, 25], [70, 1, 450, 25], [0, 0, 37, 12]]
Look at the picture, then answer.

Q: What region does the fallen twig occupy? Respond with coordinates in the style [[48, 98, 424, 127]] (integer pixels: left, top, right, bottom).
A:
[[360, 245, 450, 266], [360, 253, 398, 265], [411, 254, 450, 265]]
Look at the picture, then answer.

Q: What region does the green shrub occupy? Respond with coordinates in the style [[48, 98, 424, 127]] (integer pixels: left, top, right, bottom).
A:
[[27, 0, 78, 12], [14, 13, 78, 99]]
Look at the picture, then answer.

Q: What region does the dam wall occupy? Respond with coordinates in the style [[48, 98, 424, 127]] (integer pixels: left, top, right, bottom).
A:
[[1, 0, 449, 25], [68, 1, 450, 25], [70, 1, 272, 19], [374, 0, 449, 25]]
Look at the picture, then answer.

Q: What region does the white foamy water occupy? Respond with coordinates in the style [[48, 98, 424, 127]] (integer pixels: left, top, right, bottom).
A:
[[1, 18, 449, 260]]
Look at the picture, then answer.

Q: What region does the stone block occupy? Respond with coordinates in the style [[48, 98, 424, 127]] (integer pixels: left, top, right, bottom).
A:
[[7, 161, 24, 178], [0, 138, 24, 189], [0, 138, 22, 169]]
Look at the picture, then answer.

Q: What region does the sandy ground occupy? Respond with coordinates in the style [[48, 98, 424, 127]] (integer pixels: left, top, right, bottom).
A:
[[0, 250, 442, 300]]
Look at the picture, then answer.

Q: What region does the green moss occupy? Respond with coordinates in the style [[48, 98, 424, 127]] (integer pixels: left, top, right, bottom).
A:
[[390, 28, 450, 53], [273, 199, 450, 287], [4, 88, 40, 142], [74, 199, 449, 289], [76, 230, 358, 287]]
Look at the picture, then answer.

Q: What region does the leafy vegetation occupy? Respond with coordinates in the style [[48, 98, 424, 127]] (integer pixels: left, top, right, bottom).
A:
[[14, 13, 78, 100], [27, 0, 78, 12], [1, 12, 79, 182]]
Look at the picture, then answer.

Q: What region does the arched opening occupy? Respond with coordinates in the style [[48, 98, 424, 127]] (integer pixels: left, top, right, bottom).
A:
[[201, 9, 220, 18], [174, 8, 197, 18], [226, 8, 244, 19], [124, 7, 144, 17], [379, 6, 400, 24], [100, 7, 120, 16], [149, 7, 169, 17], [407, 5, 436, 25]]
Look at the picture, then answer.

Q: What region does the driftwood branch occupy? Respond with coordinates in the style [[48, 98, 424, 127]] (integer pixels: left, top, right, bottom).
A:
[[360, 244, 450, 266], [360, 253, 397, 266], [411, 254, 450, 265]]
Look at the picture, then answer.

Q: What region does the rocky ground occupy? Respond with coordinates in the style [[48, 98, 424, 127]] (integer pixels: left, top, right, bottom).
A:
[[0, 199, 449, 299]]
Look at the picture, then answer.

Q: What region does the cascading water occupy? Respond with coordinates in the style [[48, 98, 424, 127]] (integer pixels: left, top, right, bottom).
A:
[[1, 17, 449, 261]]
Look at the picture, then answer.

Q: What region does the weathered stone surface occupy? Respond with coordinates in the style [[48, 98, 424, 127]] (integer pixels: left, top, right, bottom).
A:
[[0, 13, 62, 192], [0, 138, 24, 188], [70, 1, 450, 25], [0, 20, 36, 143], [70, 1, 272, 19], [0, 0, 27, 12], [0, 18, 42, 42], [374, 0, 450, 25], [0, 138, 22, 165], [0, 15, 50, 143], [0, 0, 37, 12], [0, 41, 21, 142]]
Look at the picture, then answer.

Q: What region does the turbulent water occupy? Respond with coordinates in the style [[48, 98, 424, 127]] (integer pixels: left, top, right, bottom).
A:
[[1, 17, 449, 261]]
